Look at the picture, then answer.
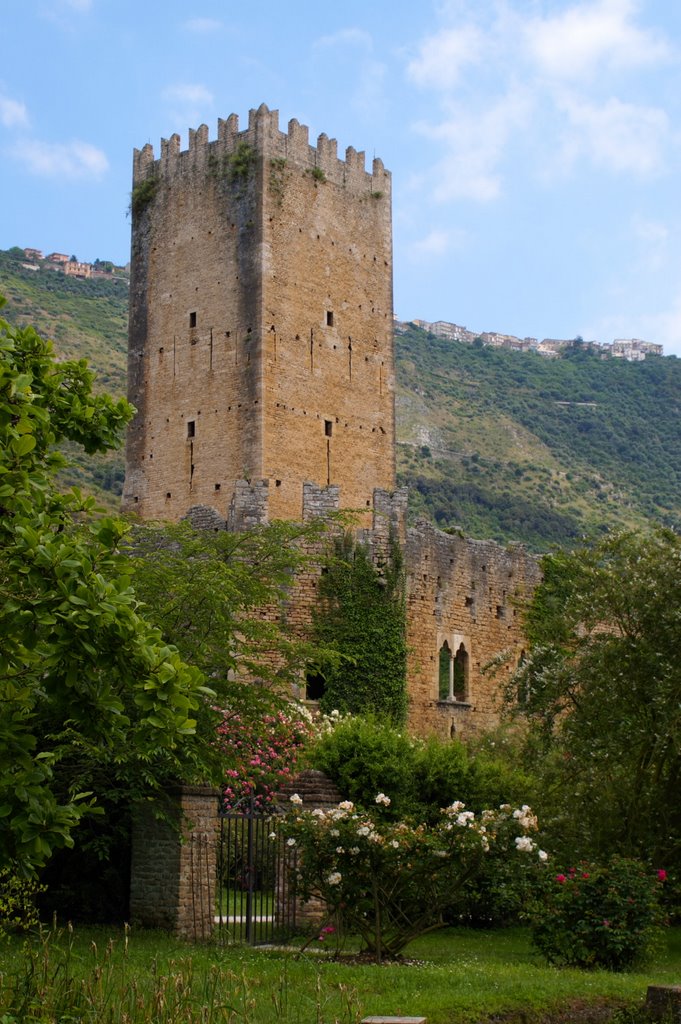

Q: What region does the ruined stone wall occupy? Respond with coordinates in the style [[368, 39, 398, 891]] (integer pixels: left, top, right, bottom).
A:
[[224, 482, 538, 739], [124, 105, 394, 524], [404, 523, 541, 739]]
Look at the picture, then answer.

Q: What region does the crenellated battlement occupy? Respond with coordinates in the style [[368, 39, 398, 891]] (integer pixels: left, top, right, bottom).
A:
[[132, 102, 390, 196]]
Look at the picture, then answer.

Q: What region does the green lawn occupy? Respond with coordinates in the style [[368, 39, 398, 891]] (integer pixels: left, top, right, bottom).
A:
[[1, 924, 679, 1023]]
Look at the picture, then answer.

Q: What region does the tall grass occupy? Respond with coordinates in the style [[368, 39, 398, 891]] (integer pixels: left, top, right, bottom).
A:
[[1, 923, 680, 1023]]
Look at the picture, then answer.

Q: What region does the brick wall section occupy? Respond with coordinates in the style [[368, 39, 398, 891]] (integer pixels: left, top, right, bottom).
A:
[[277, 769, 344, 929], [404, 522, 541, 739], [129, 785, 220, 940], [124, 104, 394, 524]]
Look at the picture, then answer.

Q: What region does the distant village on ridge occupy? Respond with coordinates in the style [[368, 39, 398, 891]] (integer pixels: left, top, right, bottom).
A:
[[15, 245, 663, 362]]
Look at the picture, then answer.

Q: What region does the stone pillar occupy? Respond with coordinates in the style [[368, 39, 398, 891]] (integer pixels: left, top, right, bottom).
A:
[[130, 785, 220, 940], [277, 769, 343, 930], [646, 986, 681, 1021]]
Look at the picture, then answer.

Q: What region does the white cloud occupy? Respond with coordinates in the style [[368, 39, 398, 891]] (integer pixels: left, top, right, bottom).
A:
[[407, 25, 485, 90], [557, 95, 669, 175], [586, 294, 681, 356], [313, 28, 373, 51], [162, 84, 214, 126], [525, 0, 671, 80], [0, 94, 29, 129], [183, 18, 224, 34], [11, 139, 108, 180], [414, 86, 533, 202], [411, 229, 452, 258], [631, 216, 669, 247]]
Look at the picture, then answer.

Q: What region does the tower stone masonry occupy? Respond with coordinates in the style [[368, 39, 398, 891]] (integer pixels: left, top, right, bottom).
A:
[[123, 103, 395, 523], [123, 104, 538, 740]]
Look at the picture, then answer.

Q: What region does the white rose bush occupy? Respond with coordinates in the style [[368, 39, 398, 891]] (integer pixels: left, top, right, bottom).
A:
[[282, 795, 545, 961]]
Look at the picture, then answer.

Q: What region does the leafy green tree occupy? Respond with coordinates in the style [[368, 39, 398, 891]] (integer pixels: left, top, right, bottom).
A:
[[0, 298, 211, 873], [312, 533, 407, 723], [509, 529, 681, 870]]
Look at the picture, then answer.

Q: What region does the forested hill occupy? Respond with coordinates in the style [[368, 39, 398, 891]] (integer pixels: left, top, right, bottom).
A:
[[396, 324, 681, 548], [1, 247, 680, 549]]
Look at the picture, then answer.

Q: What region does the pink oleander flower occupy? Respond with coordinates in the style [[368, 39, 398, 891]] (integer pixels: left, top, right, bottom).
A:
[[556, 874, 567, 884], [658, 869, 668, 882]]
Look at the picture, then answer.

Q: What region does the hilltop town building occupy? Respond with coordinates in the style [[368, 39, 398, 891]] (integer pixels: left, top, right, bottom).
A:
[[123, 105, 538, 739]]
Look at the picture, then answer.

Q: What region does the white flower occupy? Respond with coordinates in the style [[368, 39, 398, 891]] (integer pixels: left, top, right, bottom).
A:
[[330, 829, 340, 837], [338, 800, 354, 811], [268, 832, 277, 840], [390, 840, 399, 849], [515, 835, 535, 853], [336, 846, 345, 854], [290, 793, 303, 805], [445, 800, 466, 815], [456, 811, 475, 827], [331, 709, 341, 718], [368, 831, 382, 843], [286, 837, 296, 847], [357, 826, 370, 837], [326, 871, 342, 886], [311, 808, 326, 818], [375, 793, 391, 806], [432, 849, 448, 858], [349, 847, 360, 855], [538, 849, 548, 862]]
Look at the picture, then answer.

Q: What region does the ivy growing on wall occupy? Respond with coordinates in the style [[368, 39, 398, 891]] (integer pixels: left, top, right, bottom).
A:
[[311, 531, 408, 724]]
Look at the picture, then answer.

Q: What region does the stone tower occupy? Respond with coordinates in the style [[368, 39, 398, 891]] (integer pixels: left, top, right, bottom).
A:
[[123, 104, 395, 523]]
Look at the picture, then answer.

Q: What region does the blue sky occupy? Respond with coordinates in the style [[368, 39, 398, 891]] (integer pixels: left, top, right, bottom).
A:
[[2, 0, 680, 354]]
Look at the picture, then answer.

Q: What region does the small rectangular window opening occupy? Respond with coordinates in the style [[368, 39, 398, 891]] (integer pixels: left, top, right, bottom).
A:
[[214, 483, 221, 491], [187, 420, 196, 438], [189, 311, 197, 328], [326, 311, 334, 327], [324, 419, 333, 437]]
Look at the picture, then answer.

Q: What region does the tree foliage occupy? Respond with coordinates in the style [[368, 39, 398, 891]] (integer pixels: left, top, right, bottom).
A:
[[0, 299, 211, 873], [509, 529, 681, 870]]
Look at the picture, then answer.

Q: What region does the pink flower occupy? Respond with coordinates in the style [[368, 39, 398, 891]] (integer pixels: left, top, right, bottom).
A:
[[556, 874, 567, 884], [581, 872, 590, 880], [602, 919, 610, 928], [658, 869, 668, 882]]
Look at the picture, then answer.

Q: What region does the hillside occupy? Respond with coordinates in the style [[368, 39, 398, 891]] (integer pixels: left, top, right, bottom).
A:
[[1, 248, 679, 549], [0, 248, 128, 509]]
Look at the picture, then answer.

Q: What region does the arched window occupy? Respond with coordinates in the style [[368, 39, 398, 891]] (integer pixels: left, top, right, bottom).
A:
[[453, 643, 469, 702], [438, 642, 451, 701]]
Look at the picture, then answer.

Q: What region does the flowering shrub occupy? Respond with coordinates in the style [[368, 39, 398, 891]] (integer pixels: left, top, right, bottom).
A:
[[530, 856, 666, 970], [217, 701, 314, 810], [283, 796, 545, 960]]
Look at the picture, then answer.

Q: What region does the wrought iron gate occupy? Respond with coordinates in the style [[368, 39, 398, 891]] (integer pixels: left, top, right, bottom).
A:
[[216, 799, 297, 944]]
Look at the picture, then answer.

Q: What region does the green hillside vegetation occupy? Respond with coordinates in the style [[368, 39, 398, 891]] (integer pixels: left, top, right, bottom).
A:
[[0, 248, 128, 509], [1, 247, 679, 549], [396, 324, 681, 549]]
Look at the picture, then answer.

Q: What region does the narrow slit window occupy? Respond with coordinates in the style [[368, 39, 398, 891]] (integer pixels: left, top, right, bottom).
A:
[[324, 419, 333, 437], [189, 311, 197, 328], [187, 420, 196, 438], [326, 310, 334, 327]]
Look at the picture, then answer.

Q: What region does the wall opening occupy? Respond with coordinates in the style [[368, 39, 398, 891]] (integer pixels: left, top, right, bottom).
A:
[[438, 641, 451, 701], [189, 311, 197, 328], [326, 311, 334, 327], [305, 671, 326, 701], [453, 643, 469, 702], [324, 419, 333, 437], [187, 420, 196, 438]]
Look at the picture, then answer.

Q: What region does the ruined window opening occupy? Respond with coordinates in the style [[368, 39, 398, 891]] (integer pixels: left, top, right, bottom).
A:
[[305, 671, 326, 702], [187, 421, 196, 438], [465, 596, 474, 608], [214, 483, 221, 491], [326, 310, 334, 327], [438, 642, 451, 701], [189, 311, 197, 328], [275, 479, 282, 487], [454, 644, 469, 702], [496, 605, 506, 619], [324, 420, 333, 437], [165, 492, 171, 500]]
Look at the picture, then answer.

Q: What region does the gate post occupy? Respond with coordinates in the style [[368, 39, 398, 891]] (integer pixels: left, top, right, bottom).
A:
[[130, 784, 220, 940], [277, 770, 343, 930]]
